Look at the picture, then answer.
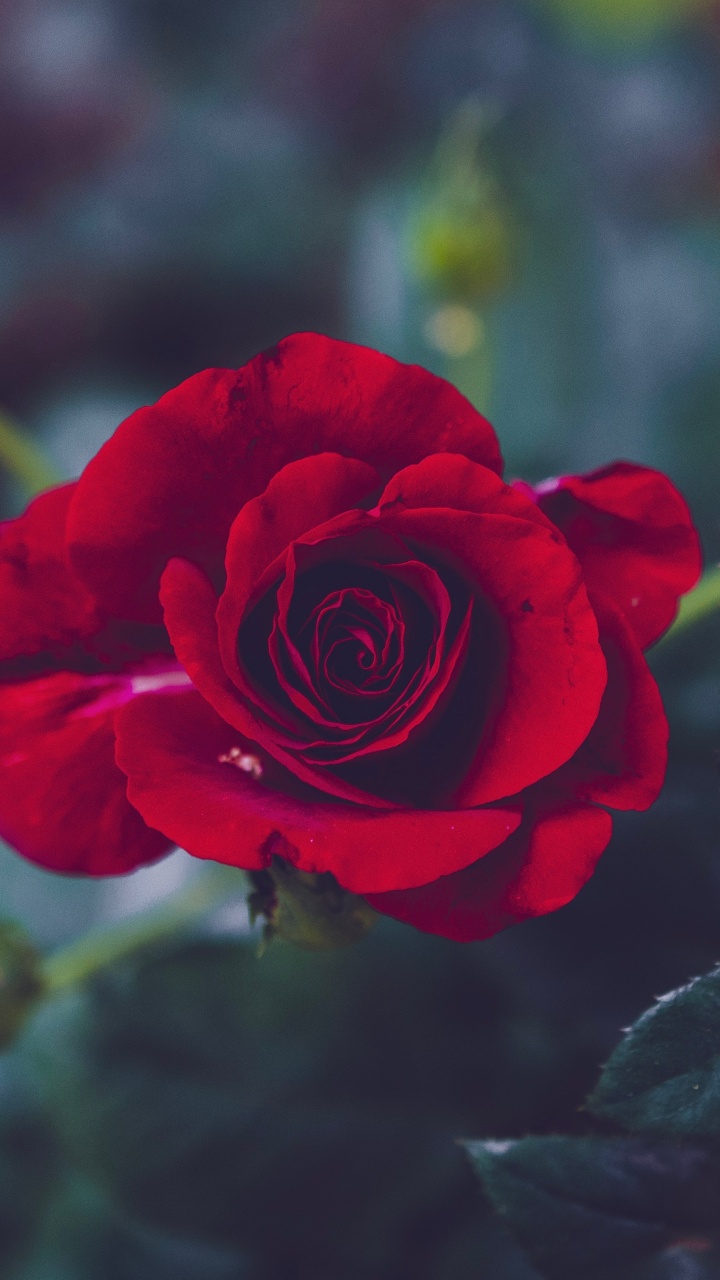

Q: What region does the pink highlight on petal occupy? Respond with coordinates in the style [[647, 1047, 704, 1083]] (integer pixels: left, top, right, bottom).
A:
[[532, 476, 561, 496], [68, 659, 192, 720]]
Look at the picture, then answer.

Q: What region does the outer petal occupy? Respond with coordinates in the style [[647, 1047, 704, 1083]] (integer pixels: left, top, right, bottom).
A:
[[522, 462, 702, 649], [378, 452, 551, 528], [66, 333, 502, 620], [114, 688, 522, 895], [0, 483, 174, 677], [0, 661, 186, 874], [365, 801, 613, 941], [556, 593, 668, 812], [0, 484, 100, 669]]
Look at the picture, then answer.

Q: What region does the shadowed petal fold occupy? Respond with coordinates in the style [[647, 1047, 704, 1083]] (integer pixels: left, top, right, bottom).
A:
[[365, 800, 613, 941]]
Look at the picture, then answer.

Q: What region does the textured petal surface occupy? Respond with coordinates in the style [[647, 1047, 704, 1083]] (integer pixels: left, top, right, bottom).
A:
[[0, 661, 184, 873], [114, 688, 522, 895], [365, 801, 613, 941], [378, 452, 551, 527], [523, 462, 702, 649], [67, 334, 502, 620]]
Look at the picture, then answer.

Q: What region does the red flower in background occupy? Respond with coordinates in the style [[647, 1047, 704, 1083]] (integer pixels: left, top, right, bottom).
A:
[[0, 335, 701, 940]]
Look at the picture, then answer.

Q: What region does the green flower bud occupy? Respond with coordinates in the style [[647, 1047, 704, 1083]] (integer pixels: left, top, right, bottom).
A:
[[407, 97, 517, 303], [410, 201, 514, 302]]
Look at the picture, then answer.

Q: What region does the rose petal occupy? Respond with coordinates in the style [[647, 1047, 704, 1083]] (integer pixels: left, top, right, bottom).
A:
[[556, 592, 668, 811], [114, 688, 522, 895], [522, 462, 702, 649], [232, 518, 435, 737], [0, 483, 174, 677], [0, 661, 183, 874], [378, 452, 551, 527], [266, 542, 469, 760], [160, 556, 399, 808], [217, 452, 380, 693], [0, 484, 100, 670], [365, 801, 613, 941], [269, 559, 446, 728], [380, 509, 608, 806], [67, 334, 502, 620]]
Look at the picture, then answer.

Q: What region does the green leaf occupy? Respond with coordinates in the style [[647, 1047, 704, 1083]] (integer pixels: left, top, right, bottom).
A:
[[10, 1171, 257, 1280], [465, 1135, 720, 1279], [0, 920, 45, 1050], [0, 1060, 57, 1274], [588, 967, 720, 1140], [18, 936, 478, 1274]]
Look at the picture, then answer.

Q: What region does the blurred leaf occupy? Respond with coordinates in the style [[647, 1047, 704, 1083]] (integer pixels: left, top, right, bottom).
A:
[[0, 920, 46, 1050], [465, 1135, 720, 1280], [0, 412, 60, 497], [588, 967, 720, 1141], [0, 1060, 58, 1274], [655, 567, 720, 649], [534, 0, 711, 45], [18, 936, 488, 1277], [11, 1171, 257, 1280]]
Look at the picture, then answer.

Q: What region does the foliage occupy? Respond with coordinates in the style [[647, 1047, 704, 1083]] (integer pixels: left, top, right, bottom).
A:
[[6, 929, 536, 1278], [467, 967, 720, 1278]]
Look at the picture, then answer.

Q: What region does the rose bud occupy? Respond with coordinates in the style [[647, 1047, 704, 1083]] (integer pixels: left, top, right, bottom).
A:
[[0, 335, 701, 941]]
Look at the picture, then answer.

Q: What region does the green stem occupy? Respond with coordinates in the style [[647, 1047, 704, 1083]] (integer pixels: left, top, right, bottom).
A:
[[42, 865, 247, 994], [447, 307, 494, 418], [0, 412, 61, 496], [657, 565, 720, 646]]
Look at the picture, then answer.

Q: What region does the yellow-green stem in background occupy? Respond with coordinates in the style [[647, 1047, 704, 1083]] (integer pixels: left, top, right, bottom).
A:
[[0, 411, 60, 496], [42, 865, 247, 994]]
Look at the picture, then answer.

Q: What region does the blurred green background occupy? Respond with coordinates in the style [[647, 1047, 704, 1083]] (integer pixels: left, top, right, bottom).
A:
[[2, 1, 720, 1276]]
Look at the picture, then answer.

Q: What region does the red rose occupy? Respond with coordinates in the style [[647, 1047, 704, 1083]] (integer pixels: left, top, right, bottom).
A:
[[0, 335, 701, 939]]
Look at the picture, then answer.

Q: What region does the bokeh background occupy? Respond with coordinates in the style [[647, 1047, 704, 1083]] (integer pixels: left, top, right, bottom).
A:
[[2, 1, 720, 1276]]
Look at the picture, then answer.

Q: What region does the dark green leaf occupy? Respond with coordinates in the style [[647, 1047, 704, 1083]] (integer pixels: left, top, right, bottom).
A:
[[10, 1171, 257, 1280], [588, 967, 720, 1140], [17, 936, 483, 1276], [0, 919, 45, 1049], [0, 1059, 57, 1273], [465, 1135, 720, 1280]]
